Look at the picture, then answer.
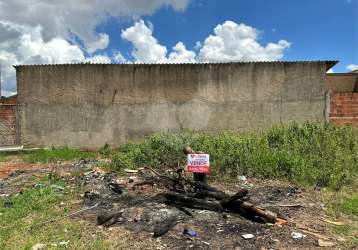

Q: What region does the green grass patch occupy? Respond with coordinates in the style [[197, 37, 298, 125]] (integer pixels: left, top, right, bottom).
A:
[[339, 194, 358, 216], [24, 148, 97, 163], [109, 123, 358, 190], [332, 224, 358, 235], [324, 183, 358, 218], [0, 154, 7, 162], [0, 174, 109, 249], [0, 148, 97, 163]]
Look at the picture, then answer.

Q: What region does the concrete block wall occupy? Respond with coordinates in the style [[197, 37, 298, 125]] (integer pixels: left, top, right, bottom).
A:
[[16, 62, 329, 149], [0, 105, 17, 146], [330, 92, 358, 126]]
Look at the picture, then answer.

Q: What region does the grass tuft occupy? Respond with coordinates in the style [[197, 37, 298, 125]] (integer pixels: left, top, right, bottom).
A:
[[0, 148, 97, 163], [109, 123, 358, 190]]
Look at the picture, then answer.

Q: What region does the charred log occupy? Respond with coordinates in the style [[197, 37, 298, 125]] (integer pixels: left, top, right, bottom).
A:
[[220, 188, 249, 205], [240, 202, 278, 223], [191, 190, 228, 200], [163, 193, 224, 212]]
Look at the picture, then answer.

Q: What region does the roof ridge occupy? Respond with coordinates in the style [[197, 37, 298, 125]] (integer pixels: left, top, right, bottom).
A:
[[13, 60, 338, 67]]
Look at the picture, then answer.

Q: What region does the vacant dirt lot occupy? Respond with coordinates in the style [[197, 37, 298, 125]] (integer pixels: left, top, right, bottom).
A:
[[1, 157, 357, 250]]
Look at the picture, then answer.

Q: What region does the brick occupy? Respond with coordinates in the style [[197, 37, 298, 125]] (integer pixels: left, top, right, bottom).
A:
[[330, 92, 358, 127], [0, 105, 17, 146]]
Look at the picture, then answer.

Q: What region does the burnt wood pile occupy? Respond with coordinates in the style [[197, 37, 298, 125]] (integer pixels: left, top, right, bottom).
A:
[[130, 147, 287, 225], [95, 147, 288, 238]]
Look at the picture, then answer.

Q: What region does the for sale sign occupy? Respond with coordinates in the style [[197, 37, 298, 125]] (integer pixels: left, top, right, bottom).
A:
[[187, 154, 210, 173]]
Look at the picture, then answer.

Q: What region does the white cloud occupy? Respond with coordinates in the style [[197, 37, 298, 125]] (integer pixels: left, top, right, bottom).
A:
[[86, 54, 112, 64], [347, 64, 358, 72], [86, 33, 110, 54], [199, 21, 290, 62], [113, 51, 127, 63], [122, 20, 196, 63], [0, 0, 190, 53], [121, 20, 167, 62], [121, 20, 290, 64], [194, 41, 202, 50], [0, 50, 19, 96], [0, 22, 85, 95], [168, 42, 196, 62], [327, 68, 334, 73], [17, 31, 85, 64]]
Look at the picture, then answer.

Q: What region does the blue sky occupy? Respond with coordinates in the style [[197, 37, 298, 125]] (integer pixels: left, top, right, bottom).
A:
[[103, 0, 357, 71], [0, 0, 357, 95]]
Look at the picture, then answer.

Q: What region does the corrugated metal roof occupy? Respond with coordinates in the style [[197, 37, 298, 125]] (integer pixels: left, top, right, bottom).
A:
[[14, 60, 338, 71]]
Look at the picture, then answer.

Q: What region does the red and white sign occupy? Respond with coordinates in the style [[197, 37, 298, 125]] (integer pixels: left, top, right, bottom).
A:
[[187, 154, 210, 173]]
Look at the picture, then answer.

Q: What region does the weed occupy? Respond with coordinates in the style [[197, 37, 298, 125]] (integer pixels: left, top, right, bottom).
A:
[[109, 123, 358, 190], [99, 143, 113, 158]]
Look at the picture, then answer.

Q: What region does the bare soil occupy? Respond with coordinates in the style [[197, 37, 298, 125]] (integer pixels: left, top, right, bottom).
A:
[[0, 160, 348, 250]]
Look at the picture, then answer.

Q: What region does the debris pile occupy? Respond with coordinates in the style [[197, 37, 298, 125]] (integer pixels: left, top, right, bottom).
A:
[[82, 147, 288, 240], [135, 166, 287, 225]]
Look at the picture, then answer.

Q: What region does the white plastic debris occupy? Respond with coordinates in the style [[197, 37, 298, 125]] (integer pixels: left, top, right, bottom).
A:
[[238, 176, 247, 182], [202, 241, 210, 246], [242, 233, 254, 239], [124, 169, 138, 173], [59, 240, 70, 247], [291, 232, 306, 240], [31, 243, 46, 250]]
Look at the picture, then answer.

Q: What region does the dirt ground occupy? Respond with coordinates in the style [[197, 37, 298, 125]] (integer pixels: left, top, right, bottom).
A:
[[0, 160, 354, 250]]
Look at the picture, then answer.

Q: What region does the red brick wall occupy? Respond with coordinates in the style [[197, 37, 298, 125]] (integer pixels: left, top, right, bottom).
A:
[[0, 95, 17, 105], [0, 105, 17, 146], [330, 93, 358, 126]]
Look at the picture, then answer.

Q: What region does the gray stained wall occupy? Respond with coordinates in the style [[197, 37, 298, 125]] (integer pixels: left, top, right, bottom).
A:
[[16, 62, 328, 149]]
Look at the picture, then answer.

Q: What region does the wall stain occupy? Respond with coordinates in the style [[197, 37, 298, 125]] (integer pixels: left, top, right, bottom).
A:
[[111, 89, 118, 104]]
